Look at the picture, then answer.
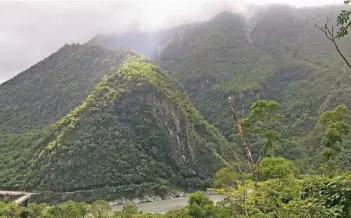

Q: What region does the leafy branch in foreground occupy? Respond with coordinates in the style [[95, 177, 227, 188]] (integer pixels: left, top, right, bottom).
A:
[[316, 1, 351, 69], [315, 16, 351, 69]]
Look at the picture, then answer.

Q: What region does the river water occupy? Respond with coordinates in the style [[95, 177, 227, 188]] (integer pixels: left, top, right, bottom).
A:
[[111, 195, 224, 213]]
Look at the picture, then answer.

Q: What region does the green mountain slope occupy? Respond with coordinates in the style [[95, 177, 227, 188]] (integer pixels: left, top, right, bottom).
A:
[[0, 43, 130, 133], [12, 55, 236, 199], [0, 43, 133, 191], [154, 6, 351, 167], [156, 11, 274, 141]]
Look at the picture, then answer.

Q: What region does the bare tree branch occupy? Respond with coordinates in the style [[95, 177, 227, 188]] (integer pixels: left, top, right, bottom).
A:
[[315, 17, 351, 69]]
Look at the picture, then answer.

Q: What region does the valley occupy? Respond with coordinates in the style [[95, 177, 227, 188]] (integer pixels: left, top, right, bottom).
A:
[[1, 2, 351, 218]]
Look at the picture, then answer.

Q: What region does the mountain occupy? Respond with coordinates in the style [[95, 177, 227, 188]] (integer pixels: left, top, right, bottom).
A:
[[155, 6, 351, 166], [0, 43, 130, 134], [0, 43, 132, 194], [157, 11, 275, 142], [0, 52, 237, 201], [32, 55, 236, 199], [2, 3, 351, 201], [91, 5, 351, 169]]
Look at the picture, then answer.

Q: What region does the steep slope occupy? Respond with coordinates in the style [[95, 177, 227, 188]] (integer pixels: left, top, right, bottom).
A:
[[17, 55, 237, 200], [155, 6, 351, 167], [251, 5, 351, 66], [157, 11, 275, 141], [0, 43, 130, 133], [0, 44, 131, 191]]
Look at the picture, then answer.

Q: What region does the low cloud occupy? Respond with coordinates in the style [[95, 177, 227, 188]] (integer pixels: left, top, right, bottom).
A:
[[0, 0, 342, 81]]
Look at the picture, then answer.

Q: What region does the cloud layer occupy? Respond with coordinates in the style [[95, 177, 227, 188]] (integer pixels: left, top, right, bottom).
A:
[[0, 0, 342, 82]]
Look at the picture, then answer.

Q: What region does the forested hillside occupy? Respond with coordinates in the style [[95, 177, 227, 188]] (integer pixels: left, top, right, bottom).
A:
[[0, 43, 132, 194], [30, 55, 236, 196], [0, 54, 237, 201], [0, 43, 130, 133], [92, 5, 351, 170], [2, 2, 351, 210], [153, 5, 351, 170]]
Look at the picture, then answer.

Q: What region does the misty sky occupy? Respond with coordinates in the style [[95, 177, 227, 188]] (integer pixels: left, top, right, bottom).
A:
[[0, 0, 342, 83]]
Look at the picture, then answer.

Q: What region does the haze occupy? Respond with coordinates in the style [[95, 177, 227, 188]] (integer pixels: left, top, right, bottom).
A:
[[0, 0, 341, 83]]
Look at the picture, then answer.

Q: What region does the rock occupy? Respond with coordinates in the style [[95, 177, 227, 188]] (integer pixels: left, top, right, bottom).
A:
[[173, 191, 185, 197], [142, 195, 154, 202], [133, 198, 141, 204]]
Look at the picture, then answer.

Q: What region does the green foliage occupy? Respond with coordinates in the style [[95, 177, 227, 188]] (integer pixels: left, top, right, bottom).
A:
[[301, 174, 351, 218], [248, 178, 305, 217], [242, 100, 284, 158], [336, 1, 351, 38], [0, 43, 130, 134], [212, 173, 351, 217], [89, 200, 113, 218], [0, 43, 130, 190], [213, 167, 238, 187], [0, 202, 21, 218], [1, 174, 350, 218], [318, 105, 351, 175], [187, 191, 215, 218], [16, 55, 237, 201], [3, 4, 351, 209], [122, 204, 138, 215], [26, 203, 50, 218], [1, 200, 113, 218], [259, 157, 299, 181]]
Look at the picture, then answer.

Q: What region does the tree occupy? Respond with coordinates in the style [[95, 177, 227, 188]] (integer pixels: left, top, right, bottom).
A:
[[228, 99, 283, 182], [25, 203, 50, 218], [228, 97, 257, 181], [242, 100, 284, 158], [46, 201, 88, 218], [336, 0, 351, 38], [259, 157, 299, 181], [0, 202, 21, 218], [316, 0, 351, 69], [121, 204, 138, 218], [213, 167, 238, 187], [301, 174, 351, 218], [88, 200, 113, 218], [187, 191, 216, 218], [318, 104, 351, 175]]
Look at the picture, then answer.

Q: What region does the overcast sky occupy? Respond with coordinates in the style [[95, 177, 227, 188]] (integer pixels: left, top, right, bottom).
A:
[[0, 0, 342, 83]]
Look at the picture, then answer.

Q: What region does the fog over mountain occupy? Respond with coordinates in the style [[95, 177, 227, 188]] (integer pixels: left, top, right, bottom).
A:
[[0, 0, 341, 83]]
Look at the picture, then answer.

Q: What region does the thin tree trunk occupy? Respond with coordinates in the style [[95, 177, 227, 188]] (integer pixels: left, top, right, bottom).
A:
[[229, 104, 258, 182]]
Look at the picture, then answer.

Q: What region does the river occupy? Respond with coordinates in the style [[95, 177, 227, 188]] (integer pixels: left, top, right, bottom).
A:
[[111, 195, 224, 213]]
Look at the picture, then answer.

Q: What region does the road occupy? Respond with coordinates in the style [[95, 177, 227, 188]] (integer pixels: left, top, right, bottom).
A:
[[0, 190, 36, 205], [0, 190, 34, 196]]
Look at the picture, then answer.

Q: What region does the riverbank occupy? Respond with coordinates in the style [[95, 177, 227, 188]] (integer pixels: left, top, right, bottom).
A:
[[111, 194, 224, 213]]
